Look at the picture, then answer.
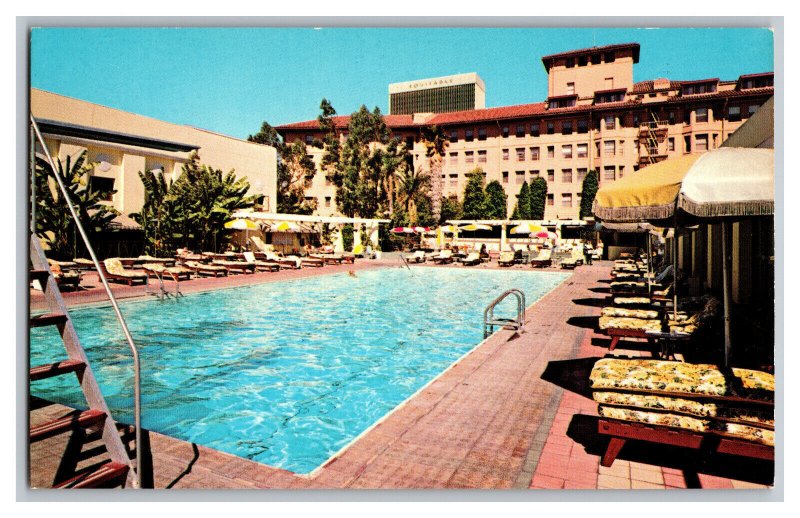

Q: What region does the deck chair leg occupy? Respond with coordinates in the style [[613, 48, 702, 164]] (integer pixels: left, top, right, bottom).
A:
[[601, 437, 626, 467], [609, 336, 619, 351]]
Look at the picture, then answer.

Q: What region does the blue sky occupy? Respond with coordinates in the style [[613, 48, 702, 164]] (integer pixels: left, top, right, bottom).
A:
[[30, 27, 774, 140]]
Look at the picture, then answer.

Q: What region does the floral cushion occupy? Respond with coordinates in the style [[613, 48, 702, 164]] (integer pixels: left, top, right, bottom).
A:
[[601, 307, 659, 319], [104, 258, 142, 277], [593, 391, 774, 427], [599, 316, 662, 332], [185, 261, 226, 271], [613, 297, 652, 306], [589, 358, 774, 402], [715, 422, 774, 446], [598, 405, 709, 433]]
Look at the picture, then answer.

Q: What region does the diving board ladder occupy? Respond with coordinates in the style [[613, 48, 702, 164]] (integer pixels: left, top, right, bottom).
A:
[[30, 235, 136, 488]]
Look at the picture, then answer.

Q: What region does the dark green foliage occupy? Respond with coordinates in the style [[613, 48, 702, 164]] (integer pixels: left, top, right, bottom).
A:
[[130, 153, 258, 254], [420, 125, 449, 221], [579, 169, 600, 219], [278, 141, 317, 215], [33, 150, 117, 259], [461, 168, 488, 219], [485, 180, 508, 220], [529, 177, 548, 220], [440, 194, 462, 224], [247, 121, 283, 148], [512, 181, 531, 220], [341, 224, 354, 250]]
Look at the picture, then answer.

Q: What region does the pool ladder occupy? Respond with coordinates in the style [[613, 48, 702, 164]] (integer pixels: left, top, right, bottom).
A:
[[483, 289, 526, 338]]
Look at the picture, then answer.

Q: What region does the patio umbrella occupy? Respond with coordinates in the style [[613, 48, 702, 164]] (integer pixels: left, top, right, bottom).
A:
[[270, 221, 302, 232], [534, 231, 558, 240], [439, 225, 459, 234], [224, 218, 260, 248], [391, 227, 416, 234], [413, 226, 430, 233], [459, 223, 492, 231], [510, 223, 545, 235]]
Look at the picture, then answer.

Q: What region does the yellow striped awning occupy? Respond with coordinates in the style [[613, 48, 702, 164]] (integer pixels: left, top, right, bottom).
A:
[[593, 154, 701, 222]]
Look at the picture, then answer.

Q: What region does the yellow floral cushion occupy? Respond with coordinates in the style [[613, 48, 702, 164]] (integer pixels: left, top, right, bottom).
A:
[[589, 358, 774, 402], [716, 423, 774, 446], [601, 307, 659, 319], [598, 405, 709, 433], [611, 281, 647, 289], [598, 316, 662, 332], [614, 297, 651, 306], [103, 258, 140, 277]]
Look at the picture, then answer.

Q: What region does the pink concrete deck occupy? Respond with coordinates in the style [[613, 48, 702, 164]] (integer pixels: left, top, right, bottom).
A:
[[28, 261, 773, 489]]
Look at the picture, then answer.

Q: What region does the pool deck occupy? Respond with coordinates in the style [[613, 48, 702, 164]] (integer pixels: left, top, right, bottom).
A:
[[28, 260, 773, 490]]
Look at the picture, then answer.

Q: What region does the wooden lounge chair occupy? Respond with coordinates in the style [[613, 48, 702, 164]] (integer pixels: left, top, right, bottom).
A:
[[101, 258, 148, 286], [47, 260, 82, 291], [310, 253, 345, 265], [530, 249, 552, 268], [242, 251, 280, 272], [300, 256, 324, 268], [461, 252, 481, 266], [432, 250, 454, 264], [560, 247, 585, 270], [182, 260, 228, 277], [137, 255, 176, 267], [497, 251, 515, 267], [405, 250, 427, 263], [211, 259, 256, 274]]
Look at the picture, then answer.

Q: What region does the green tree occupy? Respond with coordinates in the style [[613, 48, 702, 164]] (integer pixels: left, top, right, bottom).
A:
[[395, 165, 430, 225], [34, 150, 117, 259], [440, 194, 462, 224], [461, 168, 488, 219], [579, 169, 600, 219], [485, 180, 508, 220], [420, 125, 449, 222], [131, 169, 180, 256], [247, 121, 283, 148], [277, 141, 317, 215], [529, 177, 548, 220], [511, 181, 531, 220]]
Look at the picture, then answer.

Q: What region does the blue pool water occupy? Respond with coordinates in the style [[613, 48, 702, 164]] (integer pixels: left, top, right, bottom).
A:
[[30, 267, 568, 473]]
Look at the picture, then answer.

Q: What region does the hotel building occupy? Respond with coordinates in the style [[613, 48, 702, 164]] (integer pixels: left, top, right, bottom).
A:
[[31, 88, 278, 216], [389, 73, 486, 115], [277, 42, 774, 221]]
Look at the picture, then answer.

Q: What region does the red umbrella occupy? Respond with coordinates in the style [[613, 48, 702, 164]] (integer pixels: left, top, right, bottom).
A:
[[413, 226, 430, 233], [535, 231, 558, 240], [391, 227, 416, 234]]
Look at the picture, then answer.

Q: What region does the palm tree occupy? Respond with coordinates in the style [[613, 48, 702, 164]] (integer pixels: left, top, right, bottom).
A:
[[396, 165, 430, 225], [420, 125, 449, 222]]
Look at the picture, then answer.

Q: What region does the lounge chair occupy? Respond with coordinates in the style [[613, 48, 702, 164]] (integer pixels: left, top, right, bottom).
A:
[[182, 260, 228, 277], [530, 249, 552, 268], [497, 251, 515, 267], [311, 254, 345, 265], [142, 263, 194, 282], [250, 236, 303, 268], [461, 252, 481, 266], [590, 358, 774, 467], [432, 250, 454, 264], [46, 259, 82, 291], [404, 250, 426, 263], [560, 247, 585, 270], [300, 256, 324, 268], [211, 259, 256, 274], [242, 251, 280, 272], [101, 258, 148, 286], [137, 255, 176, 267]]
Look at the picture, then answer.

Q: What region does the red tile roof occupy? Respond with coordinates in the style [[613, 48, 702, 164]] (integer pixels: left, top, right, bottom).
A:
[[680, 77, 720, 86], [667, 86, 774, 102], [425, 103, 548, 125], [541, 43, 640, 70], [277, 114, 415, 131], [738, 72, 774, 80]]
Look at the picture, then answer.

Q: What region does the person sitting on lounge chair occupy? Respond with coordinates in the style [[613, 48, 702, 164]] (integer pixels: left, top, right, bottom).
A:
[[182, 260, 228, 277]]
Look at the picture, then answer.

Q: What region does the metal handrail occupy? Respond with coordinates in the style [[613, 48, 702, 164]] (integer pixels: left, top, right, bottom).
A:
[[483, 288, 526, 338], [30, 114, 142, 489]]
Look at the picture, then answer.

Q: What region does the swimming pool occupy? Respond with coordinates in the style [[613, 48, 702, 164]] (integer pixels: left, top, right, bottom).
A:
[[30, 267, 569, 474]]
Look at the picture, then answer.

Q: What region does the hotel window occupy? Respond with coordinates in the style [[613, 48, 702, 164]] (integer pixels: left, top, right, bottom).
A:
[[547, 170, 555, 182], [547, 121, 555, 135], [562, 169, 573, 183], [748, 104, 759, 116], [604, 51, 615, 63], [547, 146, 554, 158], [530, 170, 539, 178], [449, 152, 458, 165], [516, 148, 525, 161], [325, 176, 333, 186], [604, 115, 615, 130], [566, 82, 575, 95], [668, 138, 675, 152], [449, 174, 458, 187], [576, 143, 588, 158], [619, 140, 624, 156], [465, 129, 474, 142], [547, 193, 555, 206], [530, 123, 540, 137], [305, 135, 314, 144], [502, 171, 509, 184], [502, 126, 509, 138], [603, 166, 615, 181], [728, 106, 741, 122], [562, 145, 572, 159], [578, 55, 588, 66], [515, 171, 526, 184], [684, 135, 692, 153], [591, 53, 600, 65], [577, 168, 587, 182], [669, 111, 676, 124], [304, 175, 313, 188], [530, 146, 540, 160], [695, 134, 709, 152], [450, 130, 458, 143], [577, 120, 588, 134], [596, 141, 601, 157], [565, 58, 575, 69], [619, 166, 625, 178], [562, 121, 573, 135], [604, 140, 615, 156], [502, 149, 509, 160], [695, 108, 708, 123], [324, 196, 331, 208], [516, 125, 525, 138], [89, 176, 115, 202], [305, 196, 317, 206], [478, 128, 487, 141], [561, 193, 573, 207], [478, 150, 487, 163], [465, 151, 474, 163], [633, 113, 640, 127]]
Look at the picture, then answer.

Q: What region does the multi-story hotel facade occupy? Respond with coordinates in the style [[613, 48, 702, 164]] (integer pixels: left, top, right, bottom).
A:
[[277, 43, 774, 221], [31, 88, 278, 216], [389, 73, 486, 115]]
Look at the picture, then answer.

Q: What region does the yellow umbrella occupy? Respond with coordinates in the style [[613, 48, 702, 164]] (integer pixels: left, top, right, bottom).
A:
[[593, 154, 701, 222], [224, 218, 260, 230], [510, 223, 545, 235], [459, 223, 492, 231], [271, 221, 300, 232], [439, 225, 459, 234]]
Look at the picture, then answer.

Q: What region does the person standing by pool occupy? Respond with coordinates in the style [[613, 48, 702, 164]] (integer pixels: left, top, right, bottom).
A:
[[583, 241, 593, 265]]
